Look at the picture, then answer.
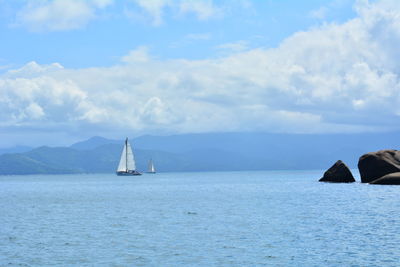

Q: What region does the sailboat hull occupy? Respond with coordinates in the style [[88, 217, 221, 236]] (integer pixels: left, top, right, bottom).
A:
[[116, 170, 142, 176]]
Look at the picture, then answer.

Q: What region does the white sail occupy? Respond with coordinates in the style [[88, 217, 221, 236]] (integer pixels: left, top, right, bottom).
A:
[[117, 142, 127, 172], [148, 159, 155, 173], [126, 141, 136, 171], [117, 138, 136, 172]]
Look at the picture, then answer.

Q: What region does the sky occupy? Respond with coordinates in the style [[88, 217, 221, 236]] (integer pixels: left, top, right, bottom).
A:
[[1, 0, 400, 147]]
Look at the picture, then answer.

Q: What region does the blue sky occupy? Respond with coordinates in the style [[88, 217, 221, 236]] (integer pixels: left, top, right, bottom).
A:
[[1, 0, 400, 147], [0, 0, 357, 68]]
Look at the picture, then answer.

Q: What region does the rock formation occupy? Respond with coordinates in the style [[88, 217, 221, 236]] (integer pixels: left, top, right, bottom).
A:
[[369, 172, 400, 185], [358, 150, 400, 183], [319, 160, 355, 183]]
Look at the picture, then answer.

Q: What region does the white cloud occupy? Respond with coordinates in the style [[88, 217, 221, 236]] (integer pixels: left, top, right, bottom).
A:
[[0, 64, 102, 127], [132, 0, 170, 26], [15, 0, 113, 32], [5, 61, 63, 78], [178, 0, 222, 20], [129, 0, 222, 26], [3, 0, 400, 138], [25, 102, 45, 119], [310, 6, 328, 19], [216, 40, 249, 53], [121, 46, 151, 63], [309, 0, 355, 20]]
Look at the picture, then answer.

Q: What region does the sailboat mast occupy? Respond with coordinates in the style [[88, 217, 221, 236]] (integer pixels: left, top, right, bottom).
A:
[[125, 137, 128, 172]]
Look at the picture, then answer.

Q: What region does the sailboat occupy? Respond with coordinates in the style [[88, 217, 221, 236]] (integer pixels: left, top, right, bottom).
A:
[[146, 158, 156, 174], [116, 138, 141, 176]]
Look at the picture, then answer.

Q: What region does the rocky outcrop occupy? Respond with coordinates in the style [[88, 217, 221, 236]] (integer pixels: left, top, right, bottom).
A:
[[319, 160, 355, 183], [370, 172, 400, 185], [358, 150, 400, 183]]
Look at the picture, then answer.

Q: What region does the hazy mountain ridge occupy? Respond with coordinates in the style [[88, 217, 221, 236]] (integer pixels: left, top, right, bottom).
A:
[[0, 153, 78, 175], [0, 146, 32, 156], [0, 132, 399, 175], [70, 136, 120, 150], [0, 141, 186, 174]]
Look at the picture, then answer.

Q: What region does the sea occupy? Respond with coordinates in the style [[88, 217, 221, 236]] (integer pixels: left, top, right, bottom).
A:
[[1, 170, 399, 267]]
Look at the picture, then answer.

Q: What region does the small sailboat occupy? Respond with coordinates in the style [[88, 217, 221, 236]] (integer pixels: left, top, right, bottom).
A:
[[116, 138, 141, 176], [147, 158, 156, 174]]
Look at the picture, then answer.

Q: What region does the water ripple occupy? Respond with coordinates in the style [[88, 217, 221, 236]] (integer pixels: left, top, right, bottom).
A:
[[0, 171, 399, 266]]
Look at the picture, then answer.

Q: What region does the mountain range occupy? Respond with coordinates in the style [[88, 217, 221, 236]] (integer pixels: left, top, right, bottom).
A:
[[0, 132, 399, 175]]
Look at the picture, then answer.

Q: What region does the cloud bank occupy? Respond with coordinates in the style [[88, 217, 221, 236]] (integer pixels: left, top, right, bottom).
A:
[[13, 0, 224, 31], [15, 0, 113, 32], [131, 0, 223, 25], [2, 0, 400, 141]]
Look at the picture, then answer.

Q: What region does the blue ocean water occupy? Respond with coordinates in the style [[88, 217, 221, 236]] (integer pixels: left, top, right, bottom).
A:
[[0, 170, 399, 267]]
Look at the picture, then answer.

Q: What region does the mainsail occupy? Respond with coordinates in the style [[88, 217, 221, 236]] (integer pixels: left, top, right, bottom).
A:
[[117, 138, 136, 172], [148, 159, 156, 173]]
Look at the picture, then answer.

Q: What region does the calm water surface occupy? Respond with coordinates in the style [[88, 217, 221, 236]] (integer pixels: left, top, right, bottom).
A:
[[1, 170, 399, 266]]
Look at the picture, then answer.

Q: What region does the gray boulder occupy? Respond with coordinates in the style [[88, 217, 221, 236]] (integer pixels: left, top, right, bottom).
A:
[[358, 150, 400, 183], [319, 160, 355, 183], [370, 172, 400, 185]]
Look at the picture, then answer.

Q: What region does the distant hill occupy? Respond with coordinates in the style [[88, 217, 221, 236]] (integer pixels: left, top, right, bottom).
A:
[[0, 143, 185, 175], [70, 136, 120, 150], [0, 145, 32, 156], [133, 132, 400, 168], [0, 153, 78, 175], [0, 132, 400, 175]]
